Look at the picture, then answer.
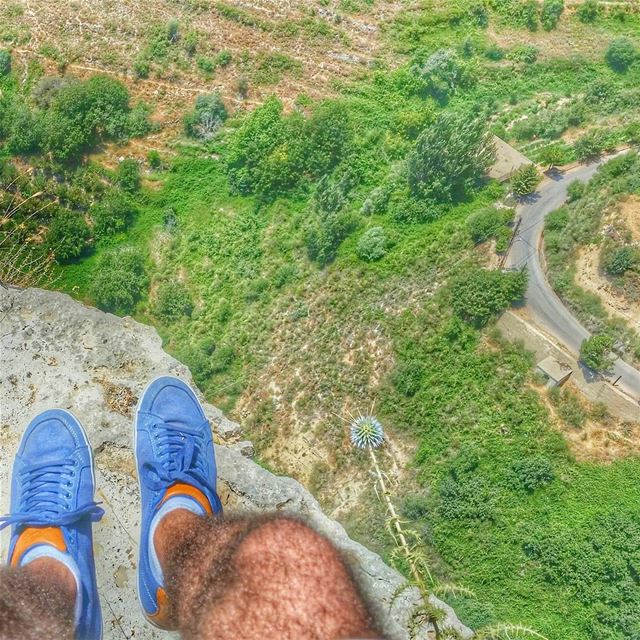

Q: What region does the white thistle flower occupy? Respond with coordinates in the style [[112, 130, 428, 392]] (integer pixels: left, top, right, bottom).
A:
[[350, 415, 384, 449]]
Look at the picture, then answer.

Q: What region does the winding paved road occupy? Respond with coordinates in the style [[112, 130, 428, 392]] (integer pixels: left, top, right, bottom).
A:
[[507, 156, 640, 404]]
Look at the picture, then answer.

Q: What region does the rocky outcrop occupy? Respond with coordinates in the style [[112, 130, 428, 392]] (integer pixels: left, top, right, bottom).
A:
[[0, 286, 471, 640]]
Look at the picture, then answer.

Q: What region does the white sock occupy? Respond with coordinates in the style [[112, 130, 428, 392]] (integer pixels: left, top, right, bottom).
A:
[[21, 544, 82, 626], [149, 495, 207, 585]]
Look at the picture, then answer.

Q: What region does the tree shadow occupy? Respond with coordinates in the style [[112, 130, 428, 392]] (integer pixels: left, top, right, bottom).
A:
[[543, 167, 565, 182], [518, 191, 542, 205]]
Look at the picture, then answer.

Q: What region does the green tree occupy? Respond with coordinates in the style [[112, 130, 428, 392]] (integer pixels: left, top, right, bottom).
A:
[[303, 101, 351, 179], [407, 112, 495, 205], [91, 246, 147, 313], [540, 0, 564, 30], [183, 92, 228, 140], [450, 267, 527, 327], [580, 334, 614, 371], [605, 37, 637, 73], [92, 190, 136, 239], [46, 210, 91, 262], [601, 245, 637, 275], [576, 0, 599, 22], [357, 227, 388, 261], [511, 457, 555, 492], [116, 159, 140, 192], [154, 281, 193, 321], [539, 143, 568, 168], [466, 207, 511, 243], [511, 163, 540, 196], [573, 129, 611, 161]]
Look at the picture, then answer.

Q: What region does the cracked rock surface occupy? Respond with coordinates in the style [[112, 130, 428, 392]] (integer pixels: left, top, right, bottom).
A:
[[0, 286, 470, 640]]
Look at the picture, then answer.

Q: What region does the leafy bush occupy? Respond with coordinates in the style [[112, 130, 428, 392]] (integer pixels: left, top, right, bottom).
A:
[[417, 48, 469, 97], [601, 245, 638, 275], [133, 57, 150, 79], [511, 456, 555, 492], [46, 211, 91, 262], [580, 333, 614, 371], [541, 0, 564, 30], [116, 159, 140, 192], [439, 474, 495, 521], [485, 44, 505, 61], [357, 226, 388, 261], [92, 190, 136, 239], [407, 112, 495, 205], [0, 50, 11, 76], [511, 163, 540, 196], [467, 207, 511, 243], [573, 129, 612, 161], [154, 281, 193, 321], [393, 360, 424, 396], [91, 246, 147, 313], [2, 75, 150, 161], [576, 0, 599, 22], [307, 209, 356, 266], [147, 150, 162, 169], [605, 37, 637, 73], [507, 44, 539, 64], [566, 180, 585, 202], [524, 513, 640, 639], [183, 92, 228, 140], [226, 97, 351, 199], [450, 267, 527, 327]]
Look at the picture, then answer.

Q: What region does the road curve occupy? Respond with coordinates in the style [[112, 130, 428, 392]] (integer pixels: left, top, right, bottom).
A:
[[507, 156, 640, 403]]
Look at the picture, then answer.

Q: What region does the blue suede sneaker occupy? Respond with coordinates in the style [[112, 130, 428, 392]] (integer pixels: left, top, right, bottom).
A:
[[0, 410, 104, 640], [135, 376, 222, 629]]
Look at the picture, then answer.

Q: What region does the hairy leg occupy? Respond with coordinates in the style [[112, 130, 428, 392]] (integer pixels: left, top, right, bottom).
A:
[[155, 510, 381, 640], [0, 559, 75, 640]]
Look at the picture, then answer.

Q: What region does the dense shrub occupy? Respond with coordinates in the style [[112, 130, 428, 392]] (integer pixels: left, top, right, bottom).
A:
[[227, 97, 353, 198], [601, 245, 637, 275], [467, 207, 511, 243], [524, 513, 640, 639], [511, 163, 540, 196], [407, 112, 495, 205], [0, 50, 11, 76], [439, 474, 495, 521], [576, 0, 599, 22], [507, 44, 539, 64], [147, 150, 162, 169], [580, 333, 614, 371], [46, 211, 91, 262], [91, 246, 147, 313], [183, 93, 228, 140], [417, 48, 470, 97], [566, 180, 585, 202], [485, 44, 505, 61], [116, 159, 140, 192], [357, 226, 388, 261], [573, 129, 612, 161], [605, 37, 637, 73], [2, 75, 152, 160], [393, 360, 424, 397], [450, 267, 527, 327], [92, 191, 136, 239], [154, 281, 194, 321], [541, 0, 564, 30], [511, 456, 555, 492]]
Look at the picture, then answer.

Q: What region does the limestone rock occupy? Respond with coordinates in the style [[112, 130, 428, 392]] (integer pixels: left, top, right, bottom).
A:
[[0, 286, 471, 640]]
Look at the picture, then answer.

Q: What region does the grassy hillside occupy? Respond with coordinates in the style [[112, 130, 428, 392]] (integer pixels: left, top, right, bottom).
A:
[[3, 1, 640, 638]]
